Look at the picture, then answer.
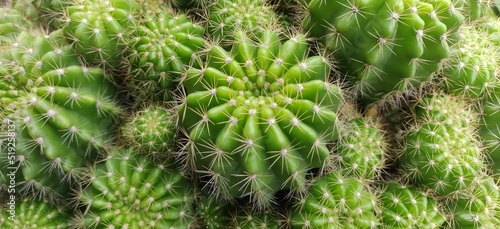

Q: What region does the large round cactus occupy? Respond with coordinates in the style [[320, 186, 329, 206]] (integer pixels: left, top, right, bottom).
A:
[[0, 30, 122, 202], [303, 0, 464, 106], [73, 147, 196, 228], [0, 197, 70, 228], [178, 29, 343, 208]]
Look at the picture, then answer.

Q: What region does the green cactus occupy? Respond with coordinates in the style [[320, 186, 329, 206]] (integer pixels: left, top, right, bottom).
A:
[[196, 193, 231, 229], [461, 0, 496, 21], [481, 81, 500, 174], [73, 147, 196, 228], [207, 0, 281, 46], [0, 30, 122, 202], [443, 175, 500, 228], [303, 0, 464, 106], [127, 7, 205, 104], [121, 105, 177, 159], [178, 29, 343, 208], [399, 92, 485, 196], [230, 204, 286, 229], [379, 181, 446, 228], [289, 171, 380, 228], [440, 25, 497, 99], [0, 8, 35, 46], [62, 0, 139, 69], [0, 196, 70, 228], [334, 116, 386, 180]]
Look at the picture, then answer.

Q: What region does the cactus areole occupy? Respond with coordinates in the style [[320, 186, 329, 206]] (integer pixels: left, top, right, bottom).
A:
[[179, 30, 343, 208]]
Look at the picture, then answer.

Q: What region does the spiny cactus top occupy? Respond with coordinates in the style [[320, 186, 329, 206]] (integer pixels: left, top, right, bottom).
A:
[[0, 30, 121, 202], [127, 8, 205, 104], [289, 171, 379, 228], [179, 29, 343, 209], [399, 93, 485, 196], [73, 147, 196, 229], [0, 196, 70, 228], [121, 105, 177, 159], [303, 0, 464, 106], [62, 0, 139, 69], [207, 0, 281, 45]]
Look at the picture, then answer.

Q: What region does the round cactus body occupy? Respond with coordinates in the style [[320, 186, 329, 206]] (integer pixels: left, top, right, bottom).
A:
[[0, 30, 122, 202], [303, 0, 464, 106], [335, 116, 386, 180], [196, 193, 231, 229], [399, 93, 485, 196], [379, 181, 446, 228], [0, 197, 70, 228], [207, 0, 280, 45], [230, 204, 285, 229], [440, 25, 497, 99], [74, 147, 196, 228], [289, 171, 379, 228], [127, 9, 205, 104], [121, 105, 176, 159], [62, 0, 139, 69], [444, 175, 500, 228], [179, 29, 343, 208]]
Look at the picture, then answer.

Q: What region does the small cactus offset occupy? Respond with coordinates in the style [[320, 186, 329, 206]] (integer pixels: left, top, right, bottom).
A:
[[0, 196, 70, 228], [206, 0, 282, 46], [178, 29, 343, 208], [303, 0, 464, 106], [289, 171, 380, 228], [443, 175, 500, 228], [121, 105, 177, 159], [399, 92, 485, 196], [62, 0, 139, 69], [440, 24, 498, 99], [127, 6, 205, 104], [196, 193, 231, 229], [72, 147, 196, 228], [379, 181, 446, 228], [0, 30, 122, 202], [334, 116, 387, 180]]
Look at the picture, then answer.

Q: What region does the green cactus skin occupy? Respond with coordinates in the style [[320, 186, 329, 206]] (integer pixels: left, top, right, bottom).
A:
[[62, 0, 139, 69], [121, 105, 177, 159], [399, 93, 485, 196], [379, 181, 446, 228], [178, 29, 343, 209], [481, 82, 500, 174], [0, 197, 70, 228], [0, 8, 35, 46], [0, 30, 122, 202], [73, 147, 196, 229], [303, 0, 464, 106], [443, 175, 500, 228], [440, 25, 497, 99], [335, 116, 386, 180], [196, 193, 231, 229], [127, 9, 205, 104], [461, 0, 496, 21], [207, 0, 281, 45], [230, 204, 286, 229], [289, 171, 379, 229]]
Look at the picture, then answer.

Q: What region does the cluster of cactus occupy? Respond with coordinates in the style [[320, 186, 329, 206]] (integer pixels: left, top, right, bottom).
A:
[[179, 29, 343, 209], [3, 0, 500, 228]]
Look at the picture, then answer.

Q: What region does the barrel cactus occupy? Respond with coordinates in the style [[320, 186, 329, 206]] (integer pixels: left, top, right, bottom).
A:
[[379, 181, 446, 228], [178, 29, 343, 208], [62, 0, 139, 69], [399, 92, 485, 196], [0, 30, 122, 202], [289, 171, 380, 228], [73, 147, 196, 228], [0, 196, 70, 228], [121, 105, 177, 160], [303, 0, 464, 106], [127, 7, 205, 105]]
